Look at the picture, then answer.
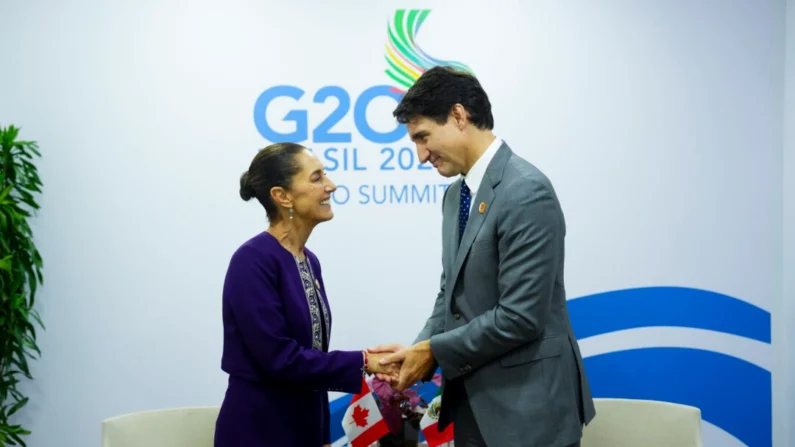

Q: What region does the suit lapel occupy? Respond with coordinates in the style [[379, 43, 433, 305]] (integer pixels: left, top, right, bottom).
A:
[[444, 181, 461, 262], [450, 185, 494, 286], [448, 143, 511, 290]]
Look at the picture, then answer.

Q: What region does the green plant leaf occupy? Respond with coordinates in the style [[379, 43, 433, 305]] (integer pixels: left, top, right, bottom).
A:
[[7, 397, 27, 417], [0, 124, 43, 445], [0, 186, 12, 203]]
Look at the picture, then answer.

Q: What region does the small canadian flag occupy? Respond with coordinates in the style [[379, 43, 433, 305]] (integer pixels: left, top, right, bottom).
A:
[[341, 378, 390, 447]]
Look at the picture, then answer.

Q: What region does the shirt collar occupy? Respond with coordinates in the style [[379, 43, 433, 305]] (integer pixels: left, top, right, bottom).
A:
[[462, 136, 502, 193]]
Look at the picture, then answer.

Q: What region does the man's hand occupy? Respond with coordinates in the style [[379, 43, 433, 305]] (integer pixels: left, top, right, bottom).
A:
[[368, 342, 406, 354], [367, 343, 406, 383], [378, 340, 435, 391], [366, 352, 400, 378]]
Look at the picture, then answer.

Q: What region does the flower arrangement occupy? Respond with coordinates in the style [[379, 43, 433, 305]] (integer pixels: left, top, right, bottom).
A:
[[370, 372, 442, 437]]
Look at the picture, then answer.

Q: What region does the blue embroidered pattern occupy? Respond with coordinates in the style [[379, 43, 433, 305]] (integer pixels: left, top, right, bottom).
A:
[[294, 256, 329, 350]]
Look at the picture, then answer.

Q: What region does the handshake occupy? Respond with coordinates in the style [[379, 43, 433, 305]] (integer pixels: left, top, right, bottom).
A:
[[363, 340, 436, 392]]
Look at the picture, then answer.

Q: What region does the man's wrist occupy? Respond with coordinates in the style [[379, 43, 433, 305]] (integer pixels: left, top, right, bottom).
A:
[[416, 339, 432, 353], [418, 339, 435, 364]]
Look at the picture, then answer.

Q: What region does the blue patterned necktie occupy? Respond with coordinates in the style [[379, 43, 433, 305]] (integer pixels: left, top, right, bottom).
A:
[[458, 180, 471, 245]]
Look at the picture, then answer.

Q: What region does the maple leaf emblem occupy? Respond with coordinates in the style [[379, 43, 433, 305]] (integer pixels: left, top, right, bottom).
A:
[[350, 405, 369, 427]]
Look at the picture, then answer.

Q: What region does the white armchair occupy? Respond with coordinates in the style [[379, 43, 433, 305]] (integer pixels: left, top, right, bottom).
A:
[[101, 406, 220, 447], [581, 398, 703, 447]]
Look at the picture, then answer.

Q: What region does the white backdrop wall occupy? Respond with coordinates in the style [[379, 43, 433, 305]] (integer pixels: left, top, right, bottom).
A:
[[0, 0, 788, 446]]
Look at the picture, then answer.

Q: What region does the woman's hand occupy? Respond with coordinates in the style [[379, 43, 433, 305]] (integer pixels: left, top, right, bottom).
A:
[[367, 352, 400, 381]]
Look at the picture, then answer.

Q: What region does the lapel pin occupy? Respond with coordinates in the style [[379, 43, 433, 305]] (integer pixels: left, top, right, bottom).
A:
[[478, 202, 487, 214]]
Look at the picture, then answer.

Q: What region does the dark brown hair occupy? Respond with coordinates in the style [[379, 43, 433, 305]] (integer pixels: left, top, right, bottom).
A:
[[393, 65, 494, 130], [239, 142, 306, 221]]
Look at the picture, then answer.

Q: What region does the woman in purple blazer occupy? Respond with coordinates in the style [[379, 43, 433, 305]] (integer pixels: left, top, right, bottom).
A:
[[214, 143, 397, 446]]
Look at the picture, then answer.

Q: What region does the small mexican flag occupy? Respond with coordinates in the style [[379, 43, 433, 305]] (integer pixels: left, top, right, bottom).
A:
[[419, 388, 455, 447]]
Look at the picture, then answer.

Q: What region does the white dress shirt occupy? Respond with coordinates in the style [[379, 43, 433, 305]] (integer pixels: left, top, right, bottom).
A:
[[462, 136, 502, 209]]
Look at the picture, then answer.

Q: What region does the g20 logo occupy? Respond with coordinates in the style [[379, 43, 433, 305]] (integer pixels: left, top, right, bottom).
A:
[[253, 85, 407, 144]]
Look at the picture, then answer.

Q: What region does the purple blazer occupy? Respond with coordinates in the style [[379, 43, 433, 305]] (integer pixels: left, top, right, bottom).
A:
[[214, 232, 365, 446]]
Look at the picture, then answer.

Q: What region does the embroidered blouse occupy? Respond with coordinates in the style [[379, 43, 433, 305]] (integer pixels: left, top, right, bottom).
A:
[[294, 255, 330, 351]]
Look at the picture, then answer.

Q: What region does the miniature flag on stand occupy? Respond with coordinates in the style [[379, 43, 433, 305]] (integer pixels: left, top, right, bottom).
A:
[[341, 378, 390, 447], [419, 389, 455, 447]]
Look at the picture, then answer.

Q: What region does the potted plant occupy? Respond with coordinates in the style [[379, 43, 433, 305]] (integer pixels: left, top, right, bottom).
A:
[[0, 124, 44, 446], [370, 373, 442, 446]]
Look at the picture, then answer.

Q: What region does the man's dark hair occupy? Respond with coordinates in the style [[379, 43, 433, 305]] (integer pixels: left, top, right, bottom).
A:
[[239, 142, 305, 221], [392, 65, 494, 130]]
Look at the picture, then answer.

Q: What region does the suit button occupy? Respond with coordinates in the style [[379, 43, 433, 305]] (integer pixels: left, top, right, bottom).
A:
[[453, 313, 460, 319]]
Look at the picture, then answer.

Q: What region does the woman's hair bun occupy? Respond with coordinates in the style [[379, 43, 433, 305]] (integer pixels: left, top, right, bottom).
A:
[[239, 171, 256, 201]]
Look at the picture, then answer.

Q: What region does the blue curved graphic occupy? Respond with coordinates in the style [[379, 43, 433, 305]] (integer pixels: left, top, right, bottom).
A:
[[567, 286, 770, 343], [330, 286, 772, 446]]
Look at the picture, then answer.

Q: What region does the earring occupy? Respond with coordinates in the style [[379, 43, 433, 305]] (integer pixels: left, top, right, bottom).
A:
[[289, 208, 293, 220]]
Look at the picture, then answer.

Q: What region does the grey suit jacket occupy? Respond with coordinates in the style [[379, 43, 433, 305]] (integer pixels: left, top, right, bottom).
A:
[[415, 142, 596, 446]]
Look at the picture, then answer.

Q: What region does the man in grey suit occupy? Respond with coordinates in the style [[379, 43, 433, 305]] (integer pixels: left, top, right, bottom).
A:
[[371, 66, 595, 446]]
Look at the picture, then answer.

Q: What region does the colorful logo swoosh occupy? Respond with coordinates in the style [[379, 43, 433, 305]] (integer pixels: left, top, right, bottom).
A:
[[384, 9, 475, 93]]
